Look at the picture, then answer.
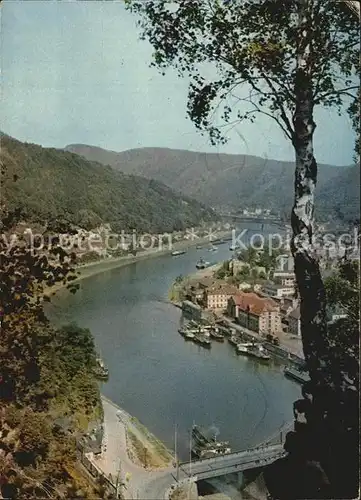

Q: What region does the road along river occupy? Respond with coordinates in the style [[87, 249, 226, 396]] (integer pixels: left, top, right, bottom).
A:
[[47, 223, 301, 461]]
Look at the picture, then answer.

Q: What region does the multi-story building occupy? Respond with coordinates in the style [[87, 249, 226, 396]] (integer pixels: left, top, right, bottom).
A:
[[205, 285, 240, 312], [262, 282, 295, 298], [278, 296, 299, 330], [228, 292, 282, 336], [273, 271, 296, 288]]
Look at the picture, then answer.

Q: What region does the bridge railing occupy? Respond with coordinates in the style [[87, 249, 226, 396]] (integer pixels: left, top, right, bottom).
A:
[[191, 451, 287, 479], [179, 443, 284, 467]]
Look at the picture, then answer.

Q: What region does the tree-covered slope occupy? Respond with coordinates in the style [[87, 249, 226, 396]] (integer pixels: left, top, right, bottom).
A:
[[66, 143, 358, 221], [1, 134, 216, 233]]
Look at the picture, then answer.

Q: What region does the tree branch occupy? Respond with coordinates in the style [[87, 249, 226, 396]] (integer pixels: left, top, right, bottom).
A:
[[259, 72, 295, 140], [314, 86, 359, 103]]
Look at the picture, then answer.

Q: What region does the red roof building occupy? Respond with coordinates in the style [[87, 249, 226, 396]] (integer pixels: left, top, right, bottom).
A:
[[228, 292, 282, 336]]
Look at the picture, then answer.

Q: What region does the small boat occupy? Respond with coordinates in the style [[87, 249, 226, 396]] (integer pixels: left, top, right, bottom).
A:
[[94, 356, 109, 380], [196, 245, 203, 250], [210, 328, 224, 342], [236, 343, 255, 354], [179, 327, 196, 340], [196, 258, 211, 269], [208, 245, 218, 252], [228, 335, 240, 346], [247, 347, 271, 362], [171, 250, 186, 256], [193, 334, 212, 348]]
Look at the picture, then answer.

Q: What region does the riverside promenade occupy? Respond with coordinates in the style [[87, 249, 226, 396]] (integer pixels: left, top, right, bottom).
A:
[[92, 397, 178, 499]]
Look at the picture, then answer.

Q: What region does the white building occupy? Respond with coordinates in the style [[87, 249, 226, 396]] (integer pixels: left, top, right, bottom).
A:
[[273, 271, 296, 288], [262, 282, 295, 299]]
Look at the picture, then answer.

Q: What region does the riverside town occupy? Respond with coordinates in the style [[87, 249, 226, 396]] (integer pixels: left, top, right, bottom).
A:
[[1, 2, 359, 500]]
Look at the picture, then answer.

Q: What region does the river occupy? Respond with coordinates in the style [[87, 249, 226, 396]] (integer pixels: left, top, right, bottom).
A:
[[47, 223, 301, 460]]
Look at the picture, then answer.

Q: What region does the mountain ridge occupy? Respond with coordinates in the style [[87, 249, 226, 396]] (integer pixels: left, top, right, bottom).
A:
[[1, 134, 216, 233], [65, 143, 359, 221]]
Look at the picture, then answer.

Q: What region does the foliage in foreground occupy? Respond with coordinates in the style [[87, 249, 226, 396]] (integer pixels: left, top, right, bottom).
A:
[[265, 258, 359, 499], [0, 175, 103, 498], [0, 321, 104, 499]]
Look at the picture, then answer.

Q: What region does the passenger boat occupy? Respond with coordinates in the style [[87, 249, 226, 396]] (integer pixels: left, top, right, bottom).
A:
[[284, 366, 310, 384]]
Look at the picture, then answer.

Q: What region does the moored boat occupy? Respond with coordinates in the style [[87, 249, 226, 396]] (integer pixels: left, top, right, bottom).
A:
[[94, 356, 109, 380], [178, 327, 195, 339], [236, 342, 254, 354], [210, 327, 224, 341], [284, 366, 310, 384], [228, 334, 240, 346], [247, 346, 271, 362], [193, 334, 212, 348]]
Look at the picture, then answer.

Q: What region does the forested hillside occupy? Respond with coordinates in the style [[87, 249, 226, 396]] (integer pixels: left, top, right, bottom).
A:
[[66, 144, 359, 221], [1, 134, 216, 233]]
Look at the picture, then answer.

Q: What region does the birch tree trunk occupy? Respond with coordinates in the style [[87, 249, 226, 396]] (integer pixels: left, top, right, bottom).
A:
[[291, 101, 330, 386], [291, 0, 330, 388]]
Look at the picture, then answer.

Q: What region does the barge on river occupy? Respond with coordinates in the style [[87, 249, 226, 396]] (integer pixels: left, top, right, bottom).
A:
[[171, 250, 186, 256]]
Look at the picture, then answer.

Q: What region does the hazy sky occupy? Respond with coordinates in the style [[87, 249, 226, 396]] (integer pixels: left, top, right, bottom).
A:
[[1, 0, 356, 165]]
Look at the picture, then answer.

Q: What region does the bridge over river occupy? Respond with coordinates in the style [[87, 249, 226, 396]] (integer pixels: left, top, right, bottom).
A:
[[175, 420, 293, 482], [218, 213, 286, 229], [178, 443, 285, 481]]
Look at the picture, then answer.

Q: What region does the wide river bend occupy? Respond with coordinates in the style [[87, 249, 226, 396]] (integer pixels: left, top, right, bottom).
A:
[[47, 224, 300, 460]]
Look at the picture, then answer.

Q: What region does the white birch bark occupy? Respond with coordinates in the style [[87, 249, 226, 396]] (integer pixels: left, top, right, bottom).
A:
[[291, 0, 330, 387]]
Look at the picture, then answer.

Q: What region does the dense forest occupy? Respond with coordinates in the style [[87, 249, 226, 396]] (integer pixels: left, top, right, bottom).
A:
[[1, 133, 216, 234], [0, 168, 109, 498], [66, 143, 360, 223], [0, 318, 106, 498]]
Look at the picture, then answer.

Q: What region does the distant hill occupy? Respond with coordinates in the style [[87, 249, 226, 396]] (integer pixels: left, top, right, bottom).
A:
[[65, 144, 359, 221], [1, 134, 216, 233], [318, 163, 360, 223]]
